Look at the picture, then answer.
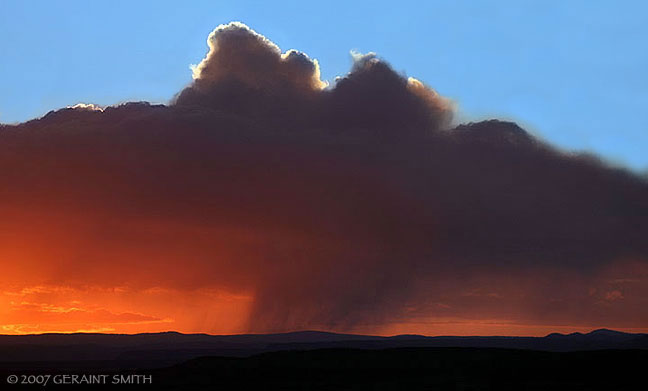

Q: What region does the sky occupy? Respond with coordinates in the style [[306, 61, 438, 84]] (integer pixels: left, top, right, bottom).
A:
[[0, 3, 647, 337], [1, 0, 647, 170]]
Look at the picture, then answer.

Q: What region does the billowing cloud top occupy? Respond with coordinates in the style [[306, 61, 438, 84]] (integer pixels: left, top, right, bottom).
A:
[[0, 23, 646, 335], [189, 22, 326, 91], [175, 22, 453, 133]]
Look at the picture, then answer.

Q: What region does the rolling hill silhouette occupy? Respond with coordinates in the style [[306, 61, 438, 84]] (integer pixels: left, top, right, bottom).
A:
[[1, 330, 646, 390], [1, 329, 646, 368]]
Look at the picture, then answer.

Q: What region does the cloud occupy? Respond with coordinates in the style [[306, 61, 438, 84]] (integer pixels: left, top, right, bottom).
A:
[[604, 290, 624, 301], [189, 22, 326, 90], [174, 22, 453, 133], [66, 103, 104, 112], [1, 22, 647, 335], [174, 22, 326, 118]]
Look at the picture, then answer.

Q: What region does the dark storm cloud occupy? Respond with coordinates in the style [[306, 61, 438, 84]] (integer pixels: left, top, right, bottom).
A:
[[173, 22, 453, 133], [1, 22, 647, 332]]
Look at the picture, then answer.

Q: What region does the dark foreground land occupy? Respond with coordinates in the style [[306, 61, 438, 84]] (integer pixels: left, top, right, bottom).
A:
[[1, 348, 647, 390], [1, 330, 647, 390], [151, 347, 647, 390]]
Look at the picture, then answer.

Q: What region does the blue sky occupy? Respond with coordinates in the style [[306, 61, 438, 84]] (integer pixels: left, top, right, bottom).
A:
[[1, 0, 646, 170]]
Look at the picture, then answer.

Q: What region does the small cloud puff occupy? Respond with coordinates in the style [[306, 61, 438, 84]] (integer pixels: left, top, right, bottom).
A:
[[67, 103, 104, 112]]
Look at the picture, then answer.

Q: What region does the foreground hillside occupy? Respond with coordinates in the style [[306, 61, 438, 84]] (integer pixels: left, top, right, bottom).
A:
[[1, 347, 645, 390]]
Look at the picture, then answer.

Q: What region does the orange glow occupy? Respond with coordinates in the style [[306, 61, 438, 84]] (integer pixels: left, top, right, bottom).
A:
[[0, 284, 252, 335]]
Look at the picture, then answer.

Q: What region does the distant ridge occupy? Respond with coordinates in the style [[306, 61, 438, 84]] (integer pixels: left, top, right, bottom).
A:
[[1, 327, 639, 339], [0, 328, 646, 370]]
